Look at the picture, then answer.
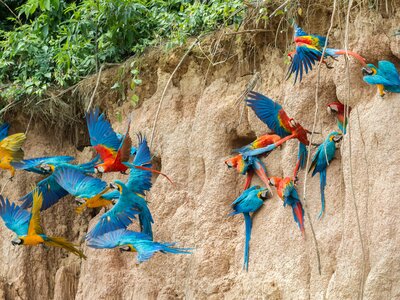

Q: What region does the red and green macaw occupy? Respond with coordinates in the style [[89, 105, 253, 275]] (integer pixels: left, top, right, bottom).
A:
[[287, 24, 366, 83], [327, 101, 351, 134], [269, 176, 305, 236], [0, 191, 85, 258], [244, 91, 310, 178], [309, 132, 342, 219], [362, 60, 400, 97], [86, 108, 132, 174], [87, 229, 191, 263], [229, 186, 269, 270], [0, 123, 26, 179]]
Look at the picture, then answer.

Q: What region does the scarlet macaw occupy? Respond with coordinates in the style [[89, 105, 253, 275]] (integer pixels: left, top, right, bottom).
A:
[[362, 61, 400, 97], [87, 229, 191, 263], [86, 180, 153, 239], [287, 24, 366, 83], [229, 186, 269, 271], [86, 108, 132, 174], [244, 91, 310, 177], [19, 156, 99, 210], [327, 101, 351, 134], [309, 132, 342, 219], [0, 124, 26, 178], [269, 176, 305, 235], [0, 191, 85, 258]]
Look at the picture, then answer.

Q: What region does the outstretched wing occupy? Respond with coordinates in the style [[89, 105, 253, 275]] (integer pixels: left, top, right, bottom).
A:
[[12, 156, 75, 174], [0, 123, 10, 142], [20, 176, 68, 210], [86, 108, 120, 161], [87, 229, 151, 249], [53, 167, 108, 199], [0, 195, 30, 236], [286, 44, 321, 84], [246, 91, 292, 137], [113, 119, 132, 165], [124, 134, 152, 194], [27, 190, 44, 236]]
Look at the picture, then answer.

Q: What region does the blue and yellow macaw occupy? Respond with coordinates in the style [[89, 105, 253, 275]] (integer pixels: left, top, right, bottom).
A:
[[0, 123, 26, 178], [86, 108, 132, 174], [269, 176, 305, 236], [0, 191, 85, 258], [287, 24, 366, 83], [309, 132, 342, 219], [87, 229, 191, 263], [19, 156, 99, 210], [229, 186, 269, 271], [53, 167, 118, 213], [362, 61, 400, 97], [13, 155, 75, 175], [244, 91, 310, 178], [87, 180, 153, 239]]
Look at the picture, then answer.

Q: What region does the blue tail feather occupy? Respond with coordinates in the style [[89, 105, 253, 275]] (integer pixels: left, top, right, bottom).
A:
[[243, 212, 252, 271], [318, 170, 327, 219]]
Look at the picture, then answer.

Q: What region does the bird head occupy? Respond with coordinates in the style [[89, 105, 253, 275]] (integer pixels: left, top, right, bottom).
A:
[[327, 101, 346, 115], [11, 238, 23, 246], [40, 163, 55, 173], [287, 50, 295, 61], [328, 132, 343, 143], [75, 198, 85, 205], [362, 64, 377, 76], [94, 165, 105, 174], [119, 244, 135, 252], [109, 180, 125, 193], [224, 155, 242, 169], [268, 177, 280, 187], [257, 188, 271, 201]]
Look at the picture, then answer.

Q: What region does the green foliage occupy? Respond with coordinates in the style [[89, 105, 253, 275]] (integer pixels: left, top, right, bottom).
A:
[[0, 0, 245, 104]]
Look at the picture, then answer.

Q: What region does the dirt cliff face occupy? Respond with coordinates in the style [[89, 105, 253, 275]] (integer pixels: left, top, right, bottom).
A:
[[0, 10, 399, 300]]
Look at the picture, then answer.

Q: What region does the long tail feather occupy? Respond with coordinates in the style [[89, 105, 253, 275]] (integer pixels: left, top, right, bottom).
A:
[[45, 236, 86, 259], [133, 165, 174, 185], [328, 49, 366, 66], [292, 202, 305, 237], [243, 213, 252, 271], [318, 170, 327, 220], [244, 170, 254, 190]]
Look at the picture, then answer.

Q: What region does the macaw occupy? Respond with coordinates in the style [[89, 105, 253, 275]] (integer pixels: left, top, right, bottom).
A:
[[362, 61, 400, 97], [229, 186, 269, 271], [19, 156, 100, 211], [86, 180, 153, 239], [0, 191, 85, 258], [287, 24, 366, 83], [244, 91, 310, 177], [53, 167, 118, 213], [309, 132, 342, 219], [12, 156, 75, 175], [86, 108, 132, 174], [234, 134, 281, 154], [0, 126, 26, 178], [269, 176, 305, 235], [327, 101, 351, 134], [87, 229, 191, 263]]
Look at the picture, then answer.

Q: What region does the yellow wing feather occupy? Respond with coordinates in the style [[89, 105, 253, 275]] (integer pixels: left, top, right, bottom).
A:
[[27, 189, 44, 236], [0, 133, 26, 162]]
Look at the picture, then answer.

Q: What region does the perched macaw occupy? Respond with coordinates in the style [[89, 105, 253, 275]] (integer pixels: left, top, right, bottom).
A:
[[0, 125, 26, 178], [362, 61, 400, 97], [327, 101, 351, 134], [53, 167, 117, 213], [87, 229, 191, 263], [269, 176, 305, 235], [19, 156, 99, 210], [87, 180, 153, 239], [287, 24, 366, 83], [12, 156, 75, 175], [309, 132, 342, 219], [86, 108, 132, 174], [0, 191, 85, 258], [244, 91, 310, 177], [229, 186, 269, 271]]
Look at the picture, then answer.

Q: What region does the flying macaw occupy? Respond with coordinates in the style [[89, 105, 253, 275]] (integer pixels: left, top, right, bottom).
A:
[[362, 61, 400, 97], [327, 101, 351, 134], [12, 156, 75, 175], [86, 180, 153, 239], [86, 108, 132, 174], [287, 24, 366, 83], [0, 125, 26, 178], [244, 91, 310, 177], [269, 176, 305, 235], [19, 156, 99, 210], [87, 229, 191, 263], [229, 186, 269, 271], [0, 191, 85, 258], [309, 132, 342, 219]]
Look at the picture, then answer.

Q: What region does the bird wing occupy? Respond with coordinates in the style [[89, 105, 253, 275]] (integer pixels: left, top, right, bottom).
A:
[[286, 44, 321, 84], [113, 119, 132, 165], [86, 108, 120, 161], [363, 74, 396, 86], [378, 61, 400, 85], [246, 91, 292, 137], [0, 123, 10, 142], [74, 155, 101, 174], [53, 167, 108, 199], [124, 134, 152, 194], [87, 229, 151, 249], [20, 175, 68, 210], [27, 190, 44, 236], [0, 133, 26, 162], [0, 195, 30, 236], [11, 156, 75, 173]]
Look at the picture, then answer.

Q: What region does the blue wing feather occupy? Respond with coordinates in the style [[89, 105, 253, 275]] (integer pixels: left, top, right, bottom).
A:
[[0, 195, 30, 236], [0, 123, 10, 142]]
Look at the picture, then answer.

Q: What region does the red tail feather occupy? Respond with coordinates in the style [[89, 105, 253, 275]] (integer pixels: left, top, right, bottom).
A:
[[134, 165, 175, 185], [293, 202, 305, 238], [334, 50, 366, 66]]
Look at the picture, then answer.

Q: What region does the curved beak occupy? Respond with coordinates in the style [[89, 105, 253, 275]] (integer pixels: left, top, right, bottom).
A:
[[109, 183, 118, 190], [362, 67, 373, 76]]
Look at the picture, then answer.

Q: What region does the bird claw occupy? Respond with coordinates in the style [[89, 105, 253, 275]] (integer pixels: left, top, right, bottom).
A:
[[8, 176, 13, 182]]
